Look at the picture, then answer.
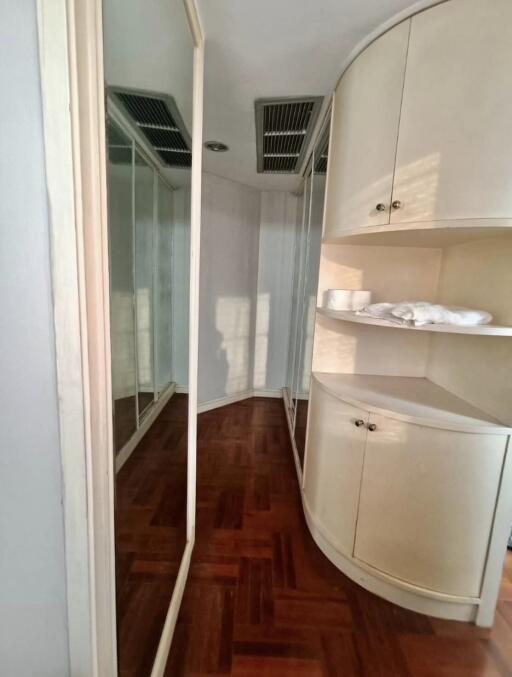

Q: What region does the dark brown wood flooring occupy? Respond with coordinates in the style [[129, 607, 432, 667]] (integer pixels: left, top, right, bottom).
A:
[[116, 393, 188, 677], [164, 397, 512, 677]]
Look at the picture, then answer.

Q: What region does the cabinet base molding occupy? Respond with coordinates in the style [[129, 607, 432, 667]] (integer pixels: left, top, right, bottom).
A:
[[302, 497, 480, 624]]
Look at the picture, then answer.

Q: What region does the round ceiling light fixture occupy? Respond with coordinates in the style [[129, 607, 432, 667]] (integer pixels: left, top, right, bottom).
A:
[[204, 140, 229, 152]]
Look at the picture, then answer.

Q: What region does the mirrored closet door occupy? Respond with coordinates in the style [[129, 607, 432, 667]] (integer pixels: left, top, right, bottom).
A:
[[102, 0, 194, 674], [286, 118, 330, 468]]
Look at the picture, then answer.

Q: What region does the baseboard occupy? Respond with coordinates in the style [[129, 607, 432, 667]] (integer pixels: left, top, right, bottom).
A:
[[253, 389, 282, 398], [198, 388, 283, 413], [116, 383, 176, 473], [198, 390, 253, 413], [149, 538, 194, 677], [174, 385, 189, 394]]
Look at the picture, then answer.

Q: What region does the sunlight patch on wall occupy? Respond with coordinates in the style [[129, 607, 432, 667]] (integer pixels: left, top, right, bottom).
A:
[[253, 292, 270, 390], [216, 296, 252, 395]]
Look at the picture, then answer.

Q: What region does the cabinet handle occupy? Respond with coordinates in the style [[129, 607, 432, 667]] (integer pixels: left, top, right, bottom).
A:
[[392, 200, 402, 209], [376, 203, 387, 212], [354, 419, 365, 427], [367, 423, 377, 431]]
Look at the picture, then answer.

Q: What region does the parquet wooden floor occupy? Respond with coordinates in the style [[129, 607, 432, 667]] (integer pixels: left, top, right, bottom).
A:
[[164, 397, 512, 677], [116, 393, 188, 677]]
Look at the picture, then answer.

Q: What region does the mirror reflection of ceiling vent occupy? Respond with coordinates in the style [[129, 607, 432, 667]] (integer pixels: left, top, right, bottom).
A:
[[255, 97, 323, 174], [314, 122, 330, 175], [109, 88, 192, 169]]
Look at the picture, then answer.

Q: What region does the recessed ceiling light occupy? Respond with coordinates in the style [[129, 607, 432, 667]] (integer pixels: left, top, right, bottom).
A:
[[204, 140, 229, 152]]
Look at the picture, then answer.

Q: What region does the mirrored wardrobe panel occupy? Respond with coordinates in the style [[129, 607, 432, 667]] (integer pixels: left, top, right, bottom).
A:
[[286, 117, 330, 469], [103, 0, 194, 674]]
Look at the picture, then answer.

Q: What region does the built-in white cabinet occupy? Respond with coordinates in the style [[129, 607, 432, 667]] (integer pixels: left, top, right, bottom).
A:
[[325, 20, 409, 233], [391, 0, 512, 224], [324, 0, 512, 239], [354, 414, 506, 598], [303, 383, 367, 557], [290, 0, 512, 629], [303, 375, 510, 614]]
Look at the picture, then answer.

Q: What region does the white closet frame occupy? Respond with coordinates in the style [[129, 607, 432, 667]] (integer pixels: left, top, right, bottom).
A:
[[35, 1, 204, 676]]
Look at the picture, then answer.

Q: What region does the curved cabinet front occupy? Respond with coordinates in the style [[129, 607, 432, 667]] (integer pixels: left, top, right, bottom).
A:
[[303, 383, 368, 558], [324, 0, 512, 240], [353, 413, 505, 598], [324, 19, 409, 234], [303, 376, 509, 620]]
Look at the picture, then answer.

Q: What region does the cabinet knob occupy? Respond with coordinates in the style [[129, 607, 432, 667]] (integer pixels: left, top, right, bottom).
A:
[[367, 423, 377, 431], [354, 419, 365, 427], [376, 203, 387, 212], [392, 200, 402, 209]]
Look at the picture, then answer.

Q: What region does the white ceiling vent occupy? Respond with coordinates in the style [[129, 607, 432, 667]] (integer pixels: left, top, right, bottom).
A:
[[255, 97, 323, 174], [109, 88, 192, 169]]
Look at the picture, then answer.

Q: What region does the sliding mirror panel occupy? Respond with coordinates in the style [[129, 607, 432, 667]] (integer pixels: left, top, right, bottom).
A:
[[103, 0, 194, 673], [134, 152, 156, 421], [291, 170, 313, 431], [107, 122, 138, 452], [155, 178, 174, 396], [293, 127, 329, 466], [286, 189, 307, 424]]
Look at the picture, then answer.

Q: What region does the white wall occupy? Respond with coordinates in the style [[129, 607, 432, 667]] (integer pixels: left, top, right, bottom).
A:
[[254, 192, 298, 392], [198, 173, 261, 404], [198, 180, 299, 405], [0, 1, 70, 675]]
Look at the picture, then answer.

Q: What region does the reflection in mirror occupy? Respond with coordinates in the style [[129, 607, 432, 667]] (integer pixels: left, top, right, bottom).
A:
[[103, 0, 193, 674], [107, 122, 138, 451], [288, 120, 330, 468], [134, 151, 156, 420]]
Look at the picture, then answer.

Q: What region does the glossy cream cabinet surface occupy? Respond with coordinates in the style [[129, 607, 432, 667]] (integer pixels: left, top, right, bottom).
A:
[[324, 0, 512, 237], [323, 20, 409, 238], [303, 381, 367, 557], [303, 375, 509, 601], [391, 0, 512, 224], [353, 414, 507, 598]]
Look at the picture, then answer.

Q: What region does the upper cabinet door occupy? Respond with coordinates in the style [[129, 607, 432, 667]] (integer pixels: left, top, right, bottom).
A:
[[324, 20, 410, 238], [391, 0, 512, 224]]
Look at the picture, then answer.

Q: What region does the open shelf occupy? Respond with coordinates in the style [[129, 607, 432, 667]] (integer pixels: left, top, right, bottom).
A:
[[322, 223, 512, 248], [317, 307, 512, 336], [313, 372, 510, 434]]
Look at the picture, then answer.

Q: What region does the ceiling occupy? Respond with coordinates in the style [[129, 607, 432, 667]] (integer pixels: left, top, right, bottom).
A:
[[196, 0, 424, 191]]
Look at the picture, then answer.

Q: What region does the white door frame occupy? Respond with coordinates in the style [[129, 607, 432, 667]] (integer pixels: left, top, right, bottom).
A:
[[36, 0, 203, 675]]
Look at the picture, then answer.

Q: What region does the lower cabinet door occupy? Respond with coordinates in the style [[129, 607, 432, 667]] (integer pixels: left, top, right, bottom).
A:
[[354, 414, 507, 598], [304, 381, 367, 557]]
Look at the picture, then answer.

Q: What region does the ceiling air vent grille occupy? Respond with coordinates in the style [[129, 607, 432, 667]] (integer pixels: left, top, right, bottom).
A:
[[255, 97, 323, 174], [109, 88, 192, 169]]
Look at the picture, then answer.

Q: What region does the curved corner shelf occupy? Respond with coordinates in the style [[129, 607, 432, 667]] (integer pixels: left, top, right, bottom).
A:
[[312, 372, 511, 434], [316, 306, 512, 337]]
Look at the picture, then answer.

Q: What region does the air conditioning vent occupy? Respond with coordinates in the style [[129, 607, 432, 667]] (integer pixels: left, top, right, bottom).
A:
[[255, 97, 323, 174], [109, 88, 192, 169]]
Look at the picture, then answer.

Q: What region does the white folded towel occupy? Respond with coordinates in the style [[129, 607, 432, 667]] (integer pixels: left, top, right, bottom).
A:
[[356, 302, 409, 325], [357, 301, 492, 327]]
